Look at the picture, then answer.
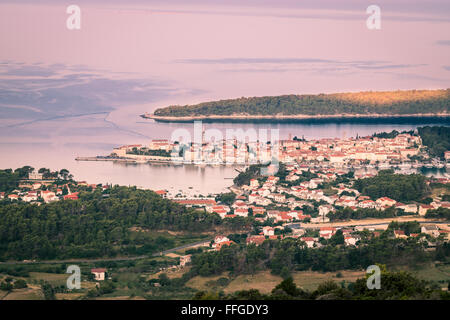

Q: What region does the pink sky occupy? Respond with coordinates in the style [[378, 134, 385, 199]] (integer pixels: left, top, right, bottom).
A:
[[0, 2, 449, 101]]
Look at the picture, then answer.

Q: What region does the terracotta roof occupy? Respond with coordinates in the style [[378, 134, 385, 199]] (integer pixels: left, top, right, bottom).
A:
[[216, 241, 235, 250], [246, 235, 266, 245]]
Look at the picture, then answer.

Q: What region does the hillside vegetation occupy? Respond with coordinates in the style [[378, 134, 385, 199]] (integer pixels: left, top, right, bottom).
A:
[[417, 126, 450, 158], [0, 182, 251, 261], [153, 89, 450, 117], [353, 170, 430, 202]]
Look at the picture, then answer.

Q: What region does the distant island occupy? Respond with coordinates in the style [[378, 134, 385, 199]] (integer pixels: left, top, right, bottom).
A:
[[144, 89, 450, 122]]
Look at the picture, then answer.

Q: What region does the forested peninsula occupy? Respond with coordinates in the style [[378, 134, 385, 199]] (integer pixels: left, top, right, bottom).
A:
[[146, 89, 450, 122]]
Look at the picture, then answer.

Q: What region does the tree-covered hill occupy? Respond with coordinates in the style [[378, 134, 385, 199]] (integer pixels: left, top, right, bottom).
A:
[[417, 126, 450, 159], [0, 186, 227, 261], [153, 89, 450, 118], [353, 170, 430, 202]]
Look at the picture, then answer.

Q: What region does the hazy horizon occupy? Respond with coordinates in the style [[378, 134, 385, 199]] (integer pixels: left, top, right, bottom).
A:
[[0, 0, 449, 147]]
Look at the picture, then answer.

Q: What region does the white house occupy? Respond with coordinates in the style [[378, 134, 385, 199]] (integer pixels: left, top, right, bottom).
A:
[[22, 193, 38, 202], [262, 226, 275, 236], [91, 268, 107, 281], [395, 203, 417, 213], [234, 208, 249, 217], [273, 193, 286, 203], [248, 193, 259, 203], [376, 197, 397, 207], [255, 197, 272, 206], [250, 179, 259, 188], [419, 204, 434, 216], [179, 255, 192, 267], [214, 236, 230, 244], [319, 227, 336, 239], [344, 236, 357, 246], [318, 205, 333, 216], [358, 200, 377, 209], [421, 225, 440, 237], [8, 194, 19, 201], [300, 237, 316, 248], [28, 171, 43, 180]]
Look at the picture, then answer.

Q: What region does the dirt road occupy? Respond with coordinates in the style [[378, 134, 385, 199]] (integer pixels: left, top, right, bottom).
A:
[[302, 217, 448, 229]]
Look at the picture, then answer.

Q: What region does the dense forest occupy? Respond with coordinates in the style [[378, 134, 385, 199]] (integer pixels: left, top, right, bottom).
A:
[[353, 170, 430, 202], [425, 208, 450, 220], [371, 129, 413, 139], [328, 206, 410, 221], [153, 89, 450, 117], [0, 166, 36, 192], [0, 186, 237, 261], [0, 170, 22, 193], [233, 164, 267, 186], [417, 126, 450, 158], [127, 147, 172, 157]]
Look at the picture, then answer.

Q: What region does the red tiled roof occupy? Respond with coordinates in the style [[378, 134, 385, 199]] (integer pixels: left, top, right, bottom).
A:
[[64, 193, 79, 200], [216, 241, 235, 250], [246, 235, 266, 245]]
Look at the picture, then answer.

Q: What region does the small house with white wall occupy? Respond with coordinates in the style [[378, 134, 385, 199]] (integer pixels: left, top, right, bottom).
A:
[[91, 268, 107, 281]]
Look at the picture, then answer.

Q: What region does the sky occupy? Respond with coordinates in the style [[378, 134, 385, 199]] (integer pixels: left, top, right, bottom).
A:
[[0, 0, 449, 141]]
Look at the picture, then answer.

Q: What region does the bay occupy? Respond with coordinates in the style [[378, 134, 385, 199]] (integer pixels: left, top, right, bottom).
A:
[[0, 109, 448, 195]]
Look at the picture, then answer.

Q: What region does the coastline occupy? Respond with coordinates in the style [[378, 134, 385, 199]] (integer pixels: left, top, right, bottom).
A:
[[75, 156, 253, 167], [142, 112, 450, 123]]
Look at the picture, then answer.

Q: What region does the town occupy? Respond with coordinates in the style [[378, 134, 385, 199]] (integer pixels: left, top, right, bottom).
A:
[[5, 131, 450, 254], [90, 131, 450, 172]]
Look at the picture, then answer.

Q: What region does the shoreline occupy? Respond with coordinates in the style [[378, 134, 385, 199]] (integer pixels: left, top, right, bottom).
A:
[[75, 156, 175, 165], [75, 156, 249, 167], [74, 156, 449, 172], [142, 113, 450, 123]]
